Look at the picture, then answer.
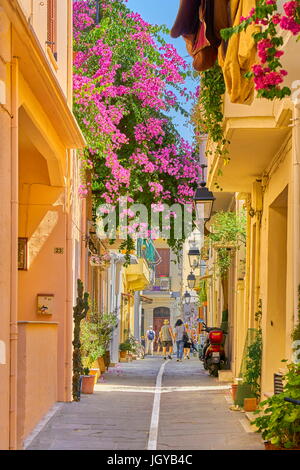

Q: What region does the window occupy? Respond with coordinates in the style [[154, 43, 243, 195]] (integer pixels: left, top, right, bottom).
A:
[[47, 0, 57, 60], [155, 248, 170, 277]]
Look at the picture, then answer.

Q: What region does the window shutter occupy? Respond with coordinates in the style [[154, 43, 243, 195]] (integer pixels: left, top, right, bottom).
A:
[[156, 249, 170, 277], [47, 0, 57, 60]]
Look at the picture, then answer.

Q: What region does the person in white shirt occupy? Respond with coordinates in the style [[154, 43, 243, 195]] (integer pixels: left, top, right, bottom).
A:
[[145, 326, 155, 355]]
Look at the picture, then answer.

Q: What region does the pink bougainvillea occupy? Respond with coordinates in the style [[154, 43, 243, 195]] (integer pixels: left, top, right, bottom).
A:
[[73, 1, 198, 201], [222, 0, 300, 99], [73, 0, 198, 252]]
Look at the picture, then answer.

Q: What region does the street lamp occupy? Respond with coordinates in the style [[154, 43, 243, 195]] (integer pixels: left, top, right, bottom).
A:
[[188, 246, 200, 270], [183, 290, 191, 304], [194, 164, 215, 222], [187, 272, 196, 290]]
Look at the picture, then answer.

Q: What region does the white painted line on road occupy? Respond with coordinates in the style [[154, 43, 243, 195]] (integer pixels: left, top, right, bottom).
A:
[[96, 384, 231, 393], [147, 360, 169, 450]]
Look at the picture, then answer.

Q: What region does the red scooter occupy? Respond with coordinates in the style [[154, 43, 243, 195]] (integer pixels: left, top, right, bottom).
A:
[[199, 320, 226, 377]]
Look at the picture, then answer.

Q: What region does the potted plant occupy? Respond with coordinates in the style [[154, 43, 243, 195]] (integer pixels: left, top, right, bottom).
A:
[[235, 302, 263, 411], [252, 362, 300, 449], [119, 341, 131, 359], [96, 312, 118, 371], [81, 367, 95, 394], [80, 319, 106, 388], [72, 279, 89, 402]]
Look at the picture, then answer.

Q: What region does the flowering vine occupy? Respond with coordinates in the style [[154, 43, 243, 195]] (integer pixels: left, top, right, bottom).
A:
[[221, 0, 300, 100], [192, 64, 229, 190], [73, 0, 198, 254]]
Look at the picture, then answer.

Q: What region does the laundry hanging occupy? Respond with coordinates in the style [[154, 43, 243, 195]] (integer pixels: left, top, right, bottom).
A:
[[170, 0, 202, 39], [171, 0, 258, 104], [219, 0, 258, 105], [171, 0, 230, 73]]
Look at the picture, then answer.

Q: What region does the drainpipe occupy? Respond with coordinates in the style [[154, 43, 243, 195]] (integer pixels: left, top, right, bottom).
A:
[[80, 198, 87, 285], [10, 57, 18, 450], [254, 214, 261, 326], [292, 104, 300, 328], [244, 196, 251, 329], [65, 149, 73, 402]]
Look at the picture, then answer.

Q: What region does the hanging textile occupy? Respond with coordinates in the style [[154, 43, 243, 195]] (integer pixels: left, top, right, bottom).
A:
[[170, 0, 202, 38], [219, 0, 258, 104], [171, 0, 230, 72]]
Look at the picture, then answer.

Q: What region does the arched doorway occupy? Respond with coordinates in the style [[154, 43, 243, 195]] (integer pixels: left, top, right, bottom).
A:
[[153, 307, 170, 351]]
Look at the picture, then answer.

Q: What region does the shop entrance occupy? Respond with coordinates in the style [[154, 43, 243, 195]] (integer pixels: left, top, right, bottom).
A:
[[153, 307, 170, 351]]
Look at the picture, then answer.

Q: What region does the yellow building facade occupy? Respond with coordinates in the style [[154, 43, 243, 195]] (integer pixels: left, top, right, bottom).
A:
[[206, 31, 300, 396], [0, 0, 85, 449]]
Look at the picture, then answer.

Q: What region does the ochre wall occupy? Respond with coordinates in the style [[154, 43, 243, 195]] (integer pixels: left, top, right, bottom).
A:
[[17, 323, 58, 448], [259, 143, 293, 394]]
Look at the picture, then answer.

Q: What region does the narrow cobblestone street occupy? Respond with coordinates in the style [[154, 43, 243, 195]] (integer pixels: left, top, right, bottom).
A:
[[27, 357, 264, 451]]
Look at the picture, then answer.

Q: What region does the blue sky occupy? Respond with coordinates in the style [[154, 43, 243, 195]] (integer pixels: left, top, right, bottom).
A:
[[126, 0, 196, 144], [126, 0, 191, 63]]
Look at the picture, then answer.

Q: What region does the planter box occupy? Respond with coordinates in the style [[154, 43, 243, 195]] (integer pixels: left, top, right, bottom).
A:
[[234, 383, 256, 407], [81, 375, 95, 394], [243, 397, 257, 412], [231, 384, 238, 402], [264, 441, 300, 450]]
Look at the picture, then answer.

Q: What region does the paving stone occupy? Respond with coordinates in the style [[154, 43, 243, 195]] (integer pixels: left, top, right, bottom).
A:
[[27, 357, 264, 450]]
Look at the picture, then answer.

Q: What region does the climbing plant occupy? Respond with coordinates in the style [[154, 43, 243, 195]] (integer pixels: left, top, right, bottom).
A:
[[243, 300, 263, 398], [221, 0, 300, 100], [191, 64, 230, 189], [72, 279, 90, 402], [208, 210, 247, 332], [209, 210, 247, 279], [73, 0, 198, 256]]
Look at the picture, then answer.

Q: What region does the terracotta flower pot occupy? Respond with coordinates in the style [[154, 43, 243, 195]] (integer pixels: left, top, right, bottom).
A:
[[231, 384, 238, 402], [264, 441, 300, 450], [119, 350, 127, 359], [243, 397, 257, 412], [81, 375, 95, 394]]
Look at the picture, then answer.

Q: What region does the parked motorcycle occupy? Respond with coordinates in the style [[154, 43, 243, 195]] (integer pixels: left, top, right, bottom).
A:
[[198, 320, 226, 377]]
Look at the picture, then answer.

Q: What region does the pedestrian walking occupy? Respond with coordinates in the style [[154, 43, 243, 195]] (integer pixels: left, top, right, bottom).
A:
[[159, 319, 175, 360], [145, 326, 155, 355], [190, 328, 198, 355], [183, 323, 192, 359], [174, 319, 186, 362], [156, 336, 162, 355]]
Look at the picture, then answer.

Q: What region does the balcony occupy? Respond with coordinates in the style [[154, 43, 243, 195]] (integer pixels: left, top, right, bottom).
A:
[[206, 29, 299, 193], [207, 96, 291, 193], [125, 259, 151, 292]]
